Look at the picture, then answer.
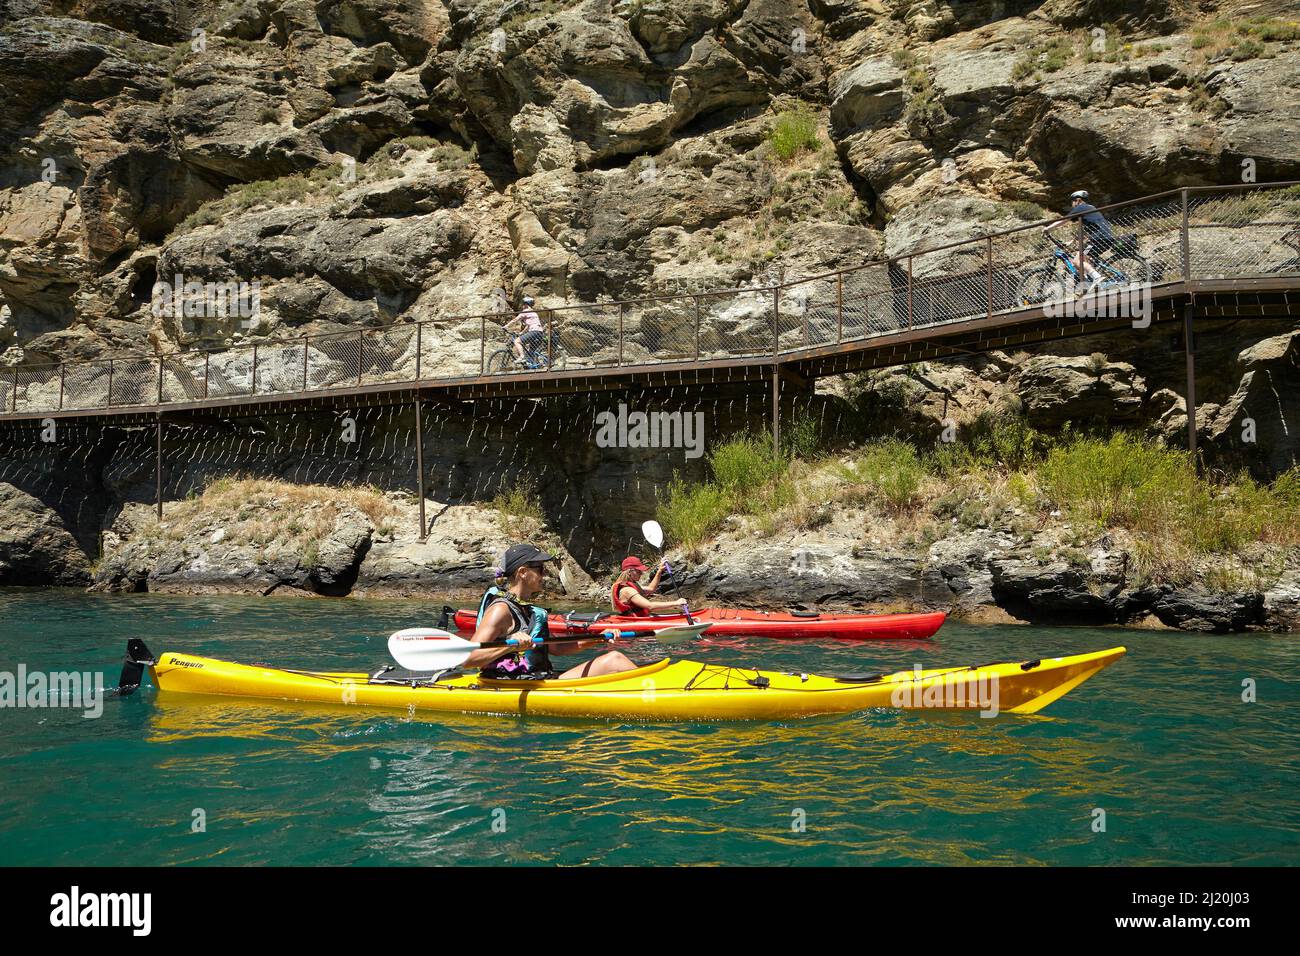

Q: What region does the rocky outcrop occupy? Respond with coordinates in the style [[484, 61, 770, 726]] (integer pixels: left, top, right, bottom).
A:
[[1148, 585, 1266, 632], [0, 482, 93, 585], [665, 523, 1300, 633], [1205, 332, 1300, 478], [89, 492, 601, 600], [1013, 355, 1146, 428]]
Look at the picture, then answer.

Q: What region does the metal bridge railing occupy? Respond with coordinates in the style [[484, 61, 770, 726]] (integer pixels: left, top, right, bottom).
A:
[[3, 182, 1299, 416]]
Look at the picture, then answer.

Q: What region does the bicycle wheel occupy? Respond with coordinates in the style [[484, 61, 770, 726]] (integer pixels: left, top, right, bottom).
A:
[[485, 349, 513, 374], [1014, 268, 1058, 307]]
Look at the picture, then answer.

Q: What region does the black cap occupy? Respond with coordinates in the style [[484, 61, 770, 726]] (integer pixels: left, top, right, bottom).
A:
[[501, 543, 557, 577]]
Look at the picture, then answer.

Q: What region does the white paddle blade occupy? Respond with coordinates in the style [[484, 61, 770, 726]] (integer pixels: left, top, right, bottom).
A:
[[642, 520, 664, 549], [388, 627, 477, 671], [645, 622, 710, 645]]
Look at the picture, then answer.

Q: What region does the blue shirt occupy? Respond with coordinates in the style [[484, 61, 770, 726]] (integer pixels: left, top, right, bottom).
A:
[[1068, 203, 1114, 243]]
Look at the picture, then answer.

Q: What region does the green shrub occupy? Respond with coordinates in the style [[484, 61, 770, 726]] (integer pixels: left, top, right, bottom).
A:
[[1039, 434, 1193, 528], [767, 109, 820, 162], [902, 67, 946, 129], [1011, 58, 1036, 81], [659, 477, 731, 553], [783, 412, 825, 461], [1188, 479, 1269, 553], [823, 192, 851, 214], [386, 136, 441, 153], [890, 49, 920, 70], [170, 165, 347, 237], [709, 433, 783, 493], [1271, 466, 1300, 507], [1035, 435, 1294, 557], [1009, 200, 1046, 222], [490, 474, 545, 537], [1014, 36, 1075, 80], [835, 438, 927, 513], [1187, 77, 1229, 118], [1230, 38, 1267, 61], [1039, 37, 1073, 72], [1241, 18, 1300, 42], [499, 0, 574, 33], [962, 411, 1052, 473]]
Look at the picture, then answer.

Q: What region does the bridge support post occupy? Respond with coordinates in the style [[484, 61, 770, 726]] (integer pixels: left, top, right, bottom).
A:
[[771, 365, 781, 457], [1184, 302, 1198, 463], [155, 416, 163, 519], [414, 393, 427, 542]]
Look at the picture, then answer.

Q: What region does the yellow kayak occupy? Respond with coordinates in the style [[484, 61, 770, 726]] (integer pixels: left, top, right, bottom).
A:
[[123, 640, 1127, 721]]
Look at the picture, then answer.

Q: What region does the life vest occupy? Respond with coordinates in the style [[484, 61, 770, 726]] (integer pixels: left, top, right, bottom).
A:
[[474, 586, 552, 674], [611, 578, 651, 616]]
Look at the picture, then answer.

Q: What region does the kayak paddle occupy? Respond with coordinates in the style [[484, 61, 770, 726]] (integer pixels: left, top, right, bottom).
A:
[[566, 619, 709, 642], [388, 623, 710, 672], [642, 519, 693, 624]]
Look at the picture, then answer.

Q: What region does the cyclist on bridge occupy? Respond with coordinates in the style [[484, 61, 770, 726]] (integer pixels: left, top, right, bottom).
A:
[[505, 296, 546, 366], [1043, 189, 1114, 291]]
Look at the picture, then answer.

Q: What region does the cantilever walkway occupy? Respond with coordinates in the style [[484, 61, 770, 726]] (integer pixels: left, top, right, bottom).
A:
[[2, 182, 1298, 425], [4, 181, 1297, 532]]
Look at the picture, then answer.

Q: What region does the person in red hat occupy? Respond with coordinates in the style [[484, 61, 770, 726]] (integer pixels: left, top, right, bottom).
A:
[[611, 556, 688, 616]]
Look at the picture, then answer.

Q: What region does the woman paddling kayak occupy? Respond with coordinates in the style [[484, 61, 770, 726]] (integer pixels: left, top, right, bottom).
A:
[[612, 556, 688, 617], [469, 544, 638, 679]]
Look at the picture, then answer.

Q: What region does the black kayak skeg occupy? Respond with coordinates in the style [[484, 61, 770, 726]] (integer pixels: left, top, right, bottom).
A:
[[117, 638, 157, 696]]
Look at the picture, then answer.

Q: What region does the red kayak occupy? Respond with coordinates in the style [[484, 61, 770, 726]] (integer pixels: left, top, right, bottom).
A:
[[452, 607, 946, 641]]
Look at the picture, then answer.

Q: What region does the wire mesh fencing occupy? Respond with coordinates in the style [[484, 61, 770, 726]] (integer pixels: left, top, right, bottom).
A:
[[361, 325, 419, 385], [308, 332, 364, 390], [108, 359, 155, 406], [556, 303, 621, 370], [13, 364, 61, 413], [838, 261, 899, 341], [693, 286, 777, 359], [61, 361, 112, 410], [254, 340, 310, 396], [1187, 186, 1300, 279]]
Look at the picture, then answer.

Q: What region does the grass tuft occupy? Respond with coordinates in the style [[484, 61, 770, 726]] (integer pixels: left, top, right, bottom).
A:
[[490, 475, 545, 538], [766, 108, 821, 163]]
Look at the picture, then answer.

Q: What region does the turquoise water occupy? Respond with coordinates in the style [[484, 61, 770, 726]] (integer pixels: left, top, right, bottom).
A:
[[1, 590, 1297, 866]]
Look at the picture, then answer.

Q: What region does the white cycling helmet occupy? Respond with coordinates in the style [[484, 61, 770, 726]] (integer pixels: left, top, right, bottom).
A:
[[1069, 190, 1089, 201], [522, 296, 535, 306]]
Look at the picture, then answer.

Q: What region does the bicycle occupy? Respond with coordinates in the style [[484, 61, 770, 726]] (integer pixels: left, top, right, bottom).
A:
[[1016, 233, 1152, 307], [484, 325, 566, 374], [1264, 227, 1300, 275]]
